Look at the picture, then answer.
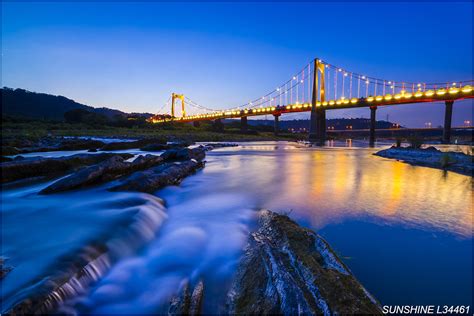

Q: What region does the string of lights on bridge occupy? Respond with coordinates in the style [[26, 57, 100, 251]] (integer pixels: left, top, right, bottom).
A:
[[150, 58, 474, 123]]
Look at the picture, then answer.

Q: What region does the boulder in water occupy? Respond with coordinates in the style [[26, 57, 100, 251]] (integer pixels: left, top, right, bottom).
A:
[[228, 210, 382, 315], [40, 154, 164, 194], [169, 281, 204, 315], [110, 160, 205, 193], [161, 147, 206, 162]]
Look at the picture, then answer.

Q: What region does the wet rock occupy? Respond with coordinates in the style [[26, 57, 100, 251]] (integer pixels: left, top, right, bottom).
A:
[[169, 281, 204, 315], [161, 147, 206, 162], [1, 153, 133, 184], [12, 138, 107, 154], [110, 160, 205, 193], [140, 143, 170, 151], [140, 141, 193, 152], [40, 154, 163, 194], [1, 257, 13, 279], [375, 147, 473, 176], [2, 146, 21, 156], [1, 156, 13, 162], [228, 210, 382, 315], [100, 138, 166, 151]]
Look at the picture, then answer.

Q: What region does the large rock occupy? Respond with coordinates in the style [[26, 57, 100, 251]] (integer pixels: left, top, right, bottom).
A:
[[1, 257, 13, 280], [1, 153, 133, 183], [100, 138, 166, 151], [161, 147, 206, 162], [110, 160, 205, 193], [40, 154, 163, 194], [375, 146, 473, 176], [228, 210, 382, 315], [169, 281, 204, 315]]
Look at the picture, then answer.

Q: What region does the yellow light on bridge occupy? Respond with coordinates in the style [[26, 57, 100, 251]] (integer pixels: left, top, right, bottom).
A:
[[271, 106, 276, 110], [394, 94, 402, 100], [424, 90, 435, 97], [436, 89, 446, 96], [384, 94, 393, 101], [404, 93, 413, 99], [336, 100, 342, 105], [316, 102, 321, 107], [367, 96, 374, 102], [375, 96, 383, 101], [322, 101, 328, 106], [350, 98, 358, 104], [461, 85, 472, 93], [343, 99, 350, 104], [449, 87, 459, 94], [329, 100, 335, 105], [286, 105, 292, 109], [414, 91, 423, 97]]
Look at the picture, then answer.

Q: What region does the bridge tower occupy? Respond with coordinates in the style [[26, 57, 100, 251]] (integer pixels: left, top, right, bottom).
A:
[[171, 93, 186, 118], [309, 58, 326, 144]]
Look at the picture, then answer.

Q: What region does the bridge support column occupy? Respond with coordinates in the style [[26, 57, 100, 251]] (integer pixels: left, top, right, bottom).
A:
[[369, 106, 377, 147], [442, 100, 454, 144], [309, 109, 326, 145], [274, 114, 280, 136], [240, 116, 248, 133]]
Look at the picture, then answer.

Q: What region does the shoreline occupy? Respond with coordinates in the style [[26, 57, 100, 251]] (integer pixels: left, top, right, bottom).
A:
[[374, 146, 473, 176]]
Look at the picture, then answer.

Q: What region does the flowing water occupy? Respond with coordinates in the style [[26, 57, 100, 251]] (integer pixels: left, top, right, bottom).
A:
[[1, 141, 472, 313]]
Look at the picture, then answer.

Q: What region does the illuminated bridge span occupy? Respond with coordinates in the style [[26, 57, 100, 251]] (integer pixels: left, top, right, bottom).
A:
[[149, 58, 474, 145]]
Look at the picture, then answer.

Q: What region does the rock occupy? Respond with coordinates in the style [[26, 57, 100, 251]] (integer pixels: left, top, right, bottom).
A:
[[1, 257, 13, 279], [140, 143, 170, 151], [2, 146, 21, 156], [40, 154, 163, 194], [228, 210, 382, 315], [1, 156, 13, 162], [140, 141, 194, 152], [374, 147, 473, 176], [169, 281, 204, 315], [110, 160, 205, 193], [1, 153, 133, 184], [100, 138, 166, 151], [88, 148, 98, 152], [161, 147, 206, 162]]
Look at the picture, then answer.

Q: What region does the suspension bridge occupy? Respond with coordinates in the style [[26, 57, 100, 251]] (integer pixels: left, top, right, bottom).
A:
[[149, 58, 474, 145]]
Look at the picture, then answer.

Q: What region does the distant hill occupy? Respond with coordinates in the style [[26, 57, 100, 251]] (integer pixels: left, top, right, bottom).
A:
[[1, 87, 152, 121]]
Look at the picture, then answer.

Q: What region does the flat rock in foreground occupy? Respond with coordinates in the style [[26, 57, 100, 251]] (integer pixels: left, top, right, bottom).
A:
[[110, 160, 205, 193], [40, 154, 163, 194], [228, 210, 382, 315], [375, 146, 473, 176]]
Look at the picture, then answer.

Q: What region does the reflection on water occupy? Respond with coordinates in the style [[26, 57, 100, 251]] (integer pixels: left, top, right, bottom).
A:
[[1, 141, 472, 313]]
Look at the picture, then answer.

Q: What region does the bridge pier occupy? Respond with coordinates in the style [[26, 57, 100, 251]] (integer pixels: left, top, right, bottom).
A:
[[240, 116, 248, 133], [369, 106, 377, 147], [309, 109, 326, 145], [274, 114, 280, 136], [442, 100, 454, 144]]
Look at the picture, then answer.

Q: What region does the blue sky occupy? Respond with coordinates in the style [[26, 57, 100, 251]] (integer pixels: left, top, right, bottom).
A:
[[2, 2, 473, 127]]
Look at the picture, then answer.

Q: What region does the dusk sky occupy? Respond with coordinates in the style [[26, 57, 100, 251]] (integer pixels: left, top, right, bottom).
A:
[[2, 2, 473, 127]]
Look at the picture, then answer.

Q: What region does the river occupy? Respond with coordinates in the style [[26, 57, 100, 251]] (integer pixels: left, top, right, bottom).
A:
[[1, 141, 472, 313]]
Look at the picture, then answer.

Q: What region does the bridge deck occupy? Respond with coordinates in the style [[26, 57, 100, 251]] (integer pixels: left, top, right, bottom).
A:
[[150, 86, 473, 123]]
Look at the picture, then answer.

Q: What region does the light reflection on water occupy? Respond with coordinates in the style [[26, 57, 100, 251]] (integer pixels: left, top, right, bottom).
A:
[[1, 141, 472, 313]]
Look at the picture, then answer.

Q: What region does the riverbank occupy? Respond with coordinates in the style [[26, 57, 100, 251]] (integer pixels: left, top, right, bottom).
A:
[[374, 146, 473, 176]]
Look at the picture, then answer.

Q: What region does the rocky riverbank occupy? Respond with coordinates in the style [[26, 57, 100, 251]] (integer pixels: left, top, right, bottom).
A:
[[374, 146, 473, 176]]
